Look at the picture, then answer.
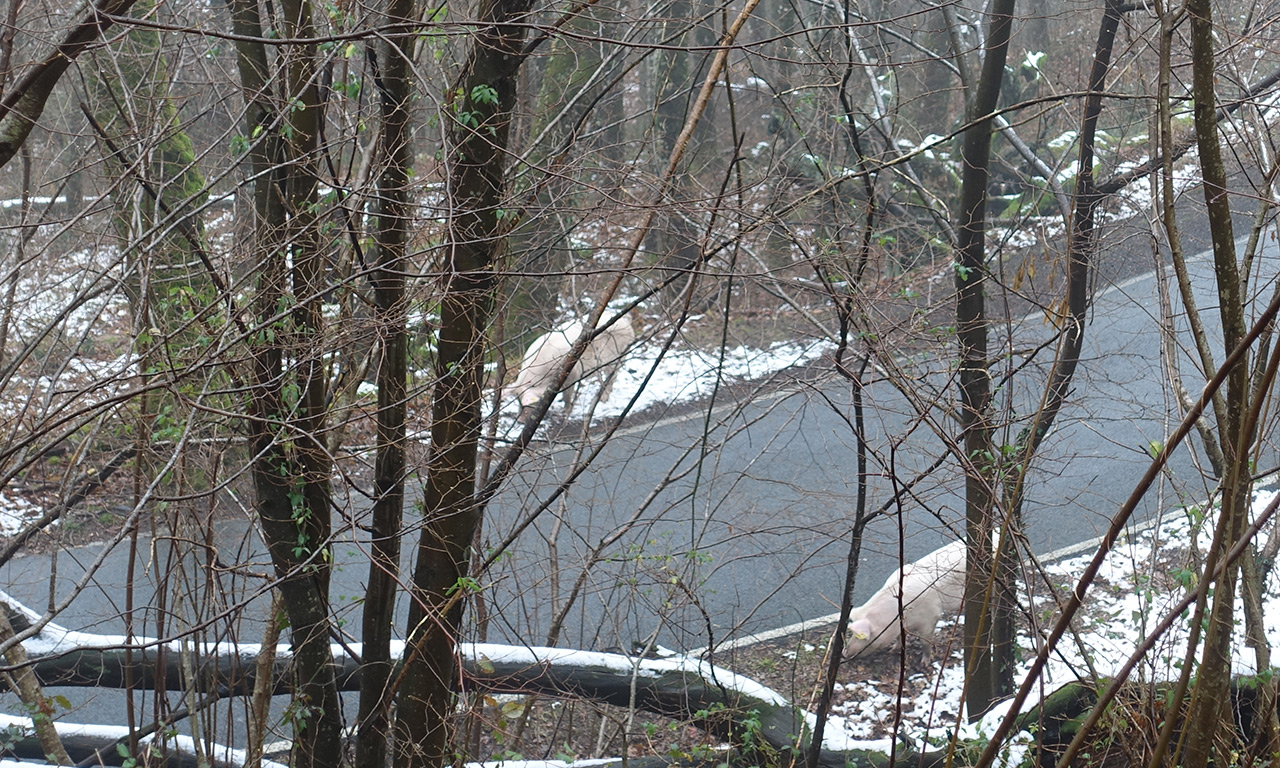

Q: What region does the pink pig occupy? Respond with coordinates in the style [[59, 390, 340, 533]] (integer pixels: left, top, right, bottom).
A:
[[511, 314, 635, 422], [845, 540, 966, 658]]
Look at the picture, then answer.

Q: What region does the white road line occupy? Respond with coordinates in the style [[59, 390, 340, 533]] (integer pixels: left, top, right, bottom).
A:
[[683, 526, 1150, 660]]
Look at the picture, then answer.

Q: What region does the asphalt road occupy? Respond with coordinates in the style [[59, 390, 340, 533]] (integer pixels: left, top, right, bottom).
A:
[[0, 236, 1275, 744], [477, 238, 1276, 652]]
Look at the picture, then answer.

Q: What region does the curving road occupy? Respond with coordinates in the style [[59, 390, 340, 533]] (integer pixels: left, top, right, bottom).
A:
[[477, 238, 1275, 651]]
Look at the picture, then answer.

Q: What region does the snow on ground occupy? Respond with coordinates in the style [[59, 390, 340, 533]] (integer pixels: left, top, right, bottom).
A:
[[0, 494, 41, 537], [589, 337, 833, 417], [496, 335, 834, 429], [986, 148, 1203, 255], [826, 481, 1280, 755]]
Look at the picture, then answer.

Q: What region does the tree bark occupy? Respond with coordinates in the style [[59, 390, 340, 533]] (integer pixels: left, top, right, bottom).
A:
[[0, 0, 141, 168], [996, 0, 1123, 714], [225, 0, 342, 762], [954, 0, 1015, 721], [355, 0, 414, 765], [1181, 0, 1249, 764], [0, 608, 71, 765], [393, 2, 535, 766]]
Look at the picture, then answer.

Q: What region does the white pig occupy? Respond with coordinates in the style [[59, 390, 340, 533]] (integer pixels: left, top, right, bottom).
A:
[[845, 540, 966, 658], [510, 314, 636, 422]]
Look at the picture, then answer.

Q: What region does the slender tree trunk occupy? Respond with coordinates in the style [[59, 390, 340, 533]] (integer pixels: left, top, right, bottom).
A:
[[997, 0, 1123, 707], [355, 0, 413, 764], [0, 0, 142, 169], [226, 0, 342, 762], [954, 0, 1015, 721], [0, 608, 71, 765], [1182, 1, 1249, 764], [245, 591, 284, 768], [393, 3, 534, 766]]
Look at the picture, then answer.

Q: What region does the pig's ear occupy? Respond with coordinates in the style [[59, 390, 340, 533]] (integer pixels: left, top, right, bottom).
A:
[[850, 619, 871, 640]]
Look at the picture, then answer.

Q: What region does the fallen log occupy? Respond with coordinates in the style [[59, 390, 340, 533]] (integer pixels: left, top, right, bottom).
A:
[[12, 583, 1280, 768], [1008, 678, 1280, 767], [0, 591, 931, 767], [0, 712, 287, 768]]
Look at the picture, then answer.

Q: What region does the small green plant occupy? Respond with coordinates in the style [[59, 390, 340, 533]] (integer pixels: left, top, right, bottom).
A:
[[553, 744, 577, 762], [1171, 567, 1195, 590], [447, 575, 483, 596], [0, 724, 24, 752], [738, 708, 766, 752], [282, 698, 315, 732], [490, 749, 524, 761], [470, 83, 499, 106]]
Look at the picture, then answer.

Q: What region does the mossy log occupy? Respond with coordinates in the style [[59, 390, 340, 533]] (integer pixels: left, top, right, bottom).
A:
[[1008, 677, 1280, 767]]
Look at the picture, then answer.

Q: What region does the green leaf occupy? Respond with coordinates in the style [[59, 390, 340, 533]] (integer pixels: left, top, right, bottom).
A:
[[470, 83, 499, 106], [500, 701, 525, 718]]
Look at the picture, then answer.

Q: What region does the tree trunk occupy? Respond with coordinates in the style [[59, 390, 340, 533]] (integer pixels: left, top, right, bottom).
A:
[[226, 0, 342, 762], [954, 0, 1016, 721], [393, 2, 535, 766], [996, 0, 1123, 711], [0, 607, 71, 765], [0, 0, 141, 168], [1181, 0, 1250, 763], [354, 0, 414, 765]]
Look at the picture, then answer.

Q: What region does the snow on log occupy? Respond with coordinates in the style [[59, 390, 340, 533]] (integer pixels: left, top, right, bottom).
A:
[[0, 713, 287, 768], [0, 592, 914, 767], [459, 643, 894, 763]]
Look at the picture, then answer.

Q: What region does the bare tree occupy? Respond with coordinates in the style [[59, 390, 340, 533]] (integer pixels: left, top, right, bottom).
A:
[[0, 2, 1279, 767]]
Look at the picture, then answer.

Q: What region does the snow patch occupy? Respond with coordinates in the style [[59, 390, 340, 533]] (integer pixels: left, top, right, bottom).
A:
[[0, 713, 287, 768], [499, 337, 833, 428], [0, 495, 43, 537]]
